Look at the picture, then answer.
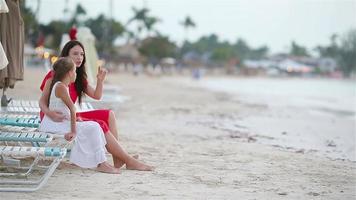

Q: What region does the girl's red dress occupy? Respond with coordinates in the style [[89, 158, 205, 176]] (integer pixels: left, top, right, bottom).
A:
[[40, 71, 110, 134]]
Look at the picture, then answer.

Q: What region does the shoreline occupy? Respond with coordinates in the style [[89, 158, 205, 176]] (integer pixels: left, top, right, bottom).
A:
[[164, 75, 355, 162]]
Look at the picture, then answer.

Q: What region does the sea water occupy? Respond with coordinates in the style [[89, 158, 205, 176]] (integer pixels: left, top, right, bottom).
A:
[[181, 77, 356, 161]]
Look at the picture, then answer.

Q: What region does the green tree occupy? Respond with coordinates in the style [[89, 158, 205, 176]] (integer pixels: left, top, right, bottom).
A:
[[290, 41, 309, 56], [249, 46, 269, 60], [85, 14, 125, 57], [181, 34, 219, 54], [180, 16, 196, 41], [39, 20, 69, 49], [139, 36, 177, 64], [338, 29, 356, 76], [315, 30, 356, 76], [315, 34, 339, 58], [70, 3, 87, 25], [232, 39, 250, 62], [126, 6, 160, 40], [180, 35, 268, 66], [211, 46, 234, 63], [19, 1, 39, 45], [144, 16, 160, 36]]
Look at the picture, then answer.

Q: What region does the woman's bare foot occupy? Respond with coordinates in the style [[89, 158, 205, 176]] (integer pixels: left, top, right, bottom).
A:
[[114, 155, 139, 169], [96, 162, 120, 174], [126, 158, 154, 171]]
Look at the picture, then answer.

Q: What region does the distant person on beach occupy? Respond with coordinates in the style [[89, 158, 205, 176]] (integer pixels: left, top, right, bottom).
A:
[[39, 40, 153, 171]]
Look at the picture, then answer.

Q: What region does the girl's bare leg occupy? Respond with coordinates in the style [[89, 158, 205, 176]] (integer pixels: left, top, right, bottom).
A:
[[104, 133, 153, 171]]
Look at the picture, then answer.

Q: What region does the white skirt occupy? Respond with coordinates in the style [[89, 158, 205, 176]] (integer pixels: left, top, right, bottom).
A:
[[40, 117, 107, 168]]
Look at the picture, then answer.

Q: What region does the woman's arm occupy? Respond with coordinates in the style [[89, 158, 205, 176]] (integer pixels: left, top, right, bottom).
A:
[[55, 83, 77, 141], [84, 66, 107, 100], [39, 78, 66, 122]]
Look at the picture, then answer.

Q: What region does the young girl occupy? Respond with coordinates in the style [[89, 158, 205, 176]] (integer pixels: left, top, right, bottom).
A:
[[39, 57, 119, 174]]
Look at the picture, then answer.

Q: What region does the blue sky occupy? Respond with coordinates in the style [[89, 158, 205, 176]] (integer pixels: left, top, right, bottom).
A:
[[26, 0, 356, 53]]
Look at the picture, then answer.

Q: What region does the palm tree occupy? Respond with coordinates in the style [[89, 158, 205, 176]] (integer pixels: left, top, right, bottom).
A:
[[126, 6, 160, 41], [36, 0, 41, 21], [144, 16, 161, 37], [180, 16, 196, 42], [126, 6, 149, 39]]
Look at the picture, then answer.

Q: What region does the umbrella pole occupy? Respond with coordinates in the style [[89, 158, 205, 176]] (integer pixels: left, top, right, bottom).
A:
[[1, 87, 11, 107]]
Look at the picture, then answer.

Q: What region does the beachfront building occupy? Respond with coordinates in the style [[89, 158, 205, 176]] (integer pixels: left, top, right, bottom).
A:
[[277, 59, 313, 75], [115, 43, 141, 72], [317, 57, 338, 73], [242, 59, 278, 76], [242, 54, 339, 77]]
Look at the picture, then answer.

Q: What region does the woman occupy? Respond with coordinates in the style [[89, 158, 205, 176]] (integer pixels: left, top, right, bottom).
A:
[[39, 40, 153, 171]]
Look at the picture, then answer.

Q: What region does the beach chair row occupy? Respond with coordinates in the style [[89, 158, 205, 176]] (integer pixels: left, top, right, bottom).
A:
[[0, 111, 63, 192], [0, 99, 95, 192], [0, 125, 68, 192]]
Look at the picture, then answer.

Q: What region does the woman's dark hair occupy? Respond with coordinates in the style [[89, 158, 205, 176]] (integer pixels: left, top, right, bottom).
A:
[[60, 40, 87, 104], [48, 57, 75, 106]]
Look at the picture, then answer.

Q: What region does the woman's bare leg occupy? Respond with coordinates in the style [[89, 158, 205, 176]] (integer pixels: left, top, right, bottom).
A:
[[96, 161, 120, 174], [108, 111, 119, 140], [107, 111, 139, 167], [104, 133, 153, 171], [107, 111, 122, 167]]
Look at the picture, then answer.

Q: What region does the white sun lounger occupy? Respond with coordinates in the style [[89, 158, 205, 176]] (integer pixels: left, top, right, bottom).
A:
[[0, 131, 54, 147], [0, 100, 40, 114], [0, 114, 40, 128], [0, 145, 67, 192], [0, 99, 94, 114]]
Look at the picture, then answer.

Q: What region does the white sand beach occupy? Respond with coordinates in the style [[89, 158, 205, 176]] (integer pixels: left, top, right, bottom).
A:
[[1, 67, 355, 199]]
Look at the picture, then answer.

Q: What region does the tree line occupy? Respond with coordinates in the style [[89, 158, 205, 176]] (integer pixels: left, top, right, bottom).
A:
[[20, 2, 356, 76]]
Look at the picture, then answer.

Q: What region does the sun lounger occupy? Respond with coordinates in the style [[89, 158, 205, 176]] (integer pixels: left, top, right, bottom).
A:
[[0, 131, 54, 147], [0, 145, 67, 192], [0, 100, 40, 114], [0, 100, 95, 128], [1, 99, 94, 114], [0, 114, 40, 128]]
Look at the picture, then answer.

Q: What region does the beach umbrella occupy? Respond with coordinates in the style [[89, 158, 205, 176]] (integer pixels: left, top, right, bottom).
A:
[[0, 0, 24, 106], [0, 0, 8, 70]]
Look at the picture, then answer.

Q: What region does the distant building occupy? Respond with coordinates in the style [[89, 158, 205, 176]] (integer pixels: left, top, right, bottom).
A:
[[277, 59, 313, 74], [115, 43, 141, 64], [182, 51, 208, 67], [243, 59, 277, 69], [317, 57, 337, 73]]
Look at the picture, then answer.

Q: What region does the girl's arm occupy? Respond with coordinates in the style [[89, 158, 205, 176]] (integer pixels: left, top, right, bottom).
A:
[[55, 83, 77, 141], [39, 78, 66, 122], [84, 66, 107, 100]]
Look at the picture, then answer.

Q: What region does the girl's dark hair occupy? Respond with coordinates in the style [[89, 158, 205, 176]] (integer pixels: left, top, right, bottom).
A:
[[60, 40, 87, 104], [48, 57, 74, 106]]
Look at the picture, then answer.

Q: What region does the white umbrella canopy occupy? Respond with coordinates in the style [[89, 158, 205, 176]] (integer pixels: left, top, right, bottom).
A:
[[161, 57, 176, 65], [77, 27, 99, 85]]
